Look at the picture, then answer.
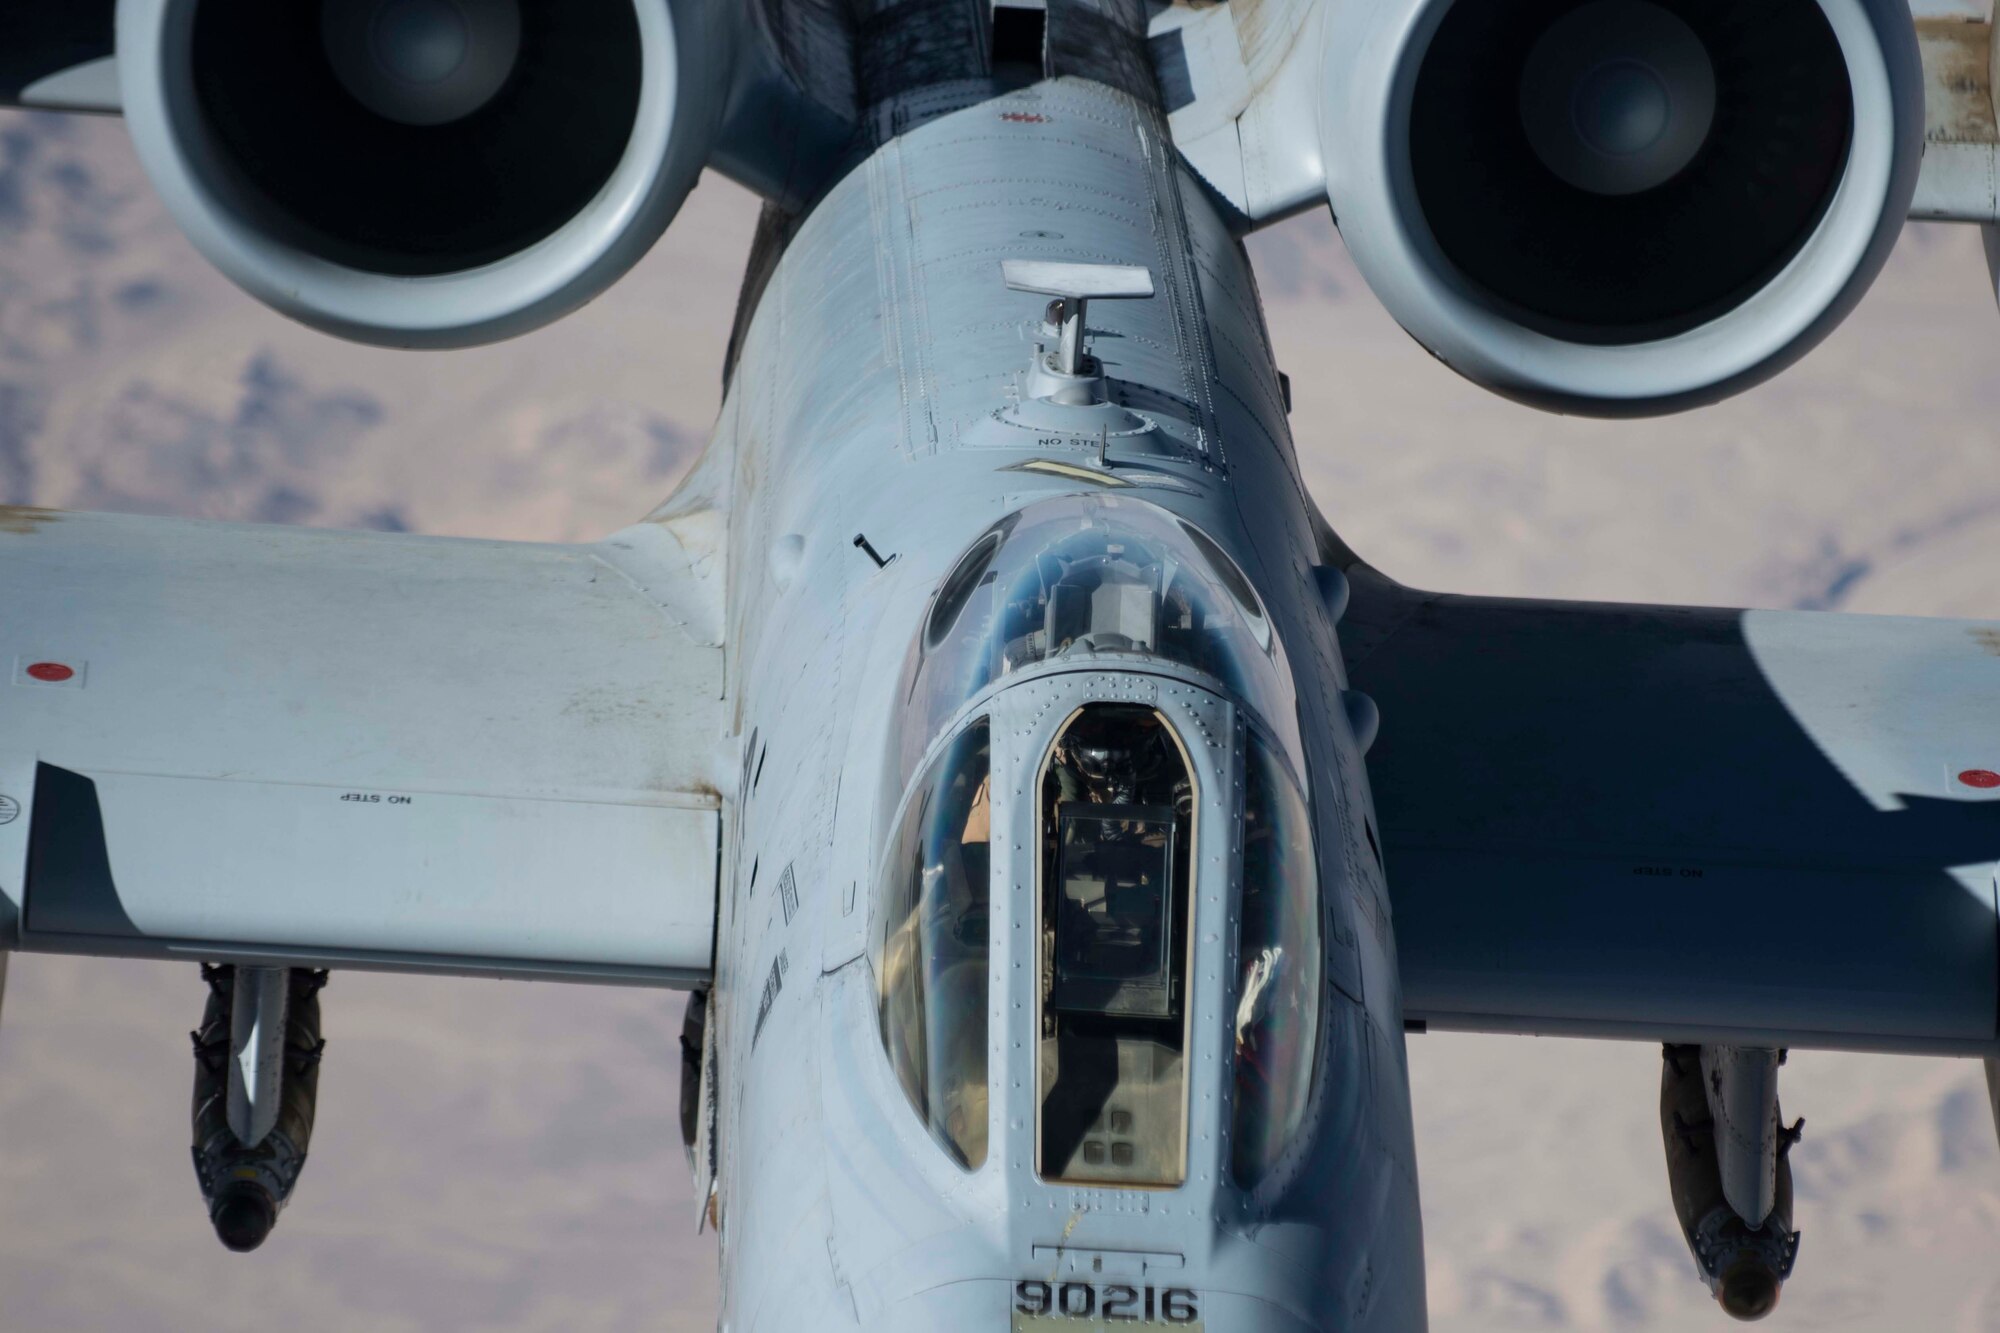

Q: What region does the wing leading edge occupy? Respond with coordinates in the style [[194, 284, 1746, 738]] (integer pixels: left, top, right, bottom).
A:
[[0, 506, 727, 986], [1337, 565, 2000, 1056]]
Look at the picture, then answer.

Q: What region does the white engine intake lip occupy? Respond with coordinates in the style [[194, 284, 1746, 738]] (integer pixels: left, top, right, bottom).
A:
[[1320, 0, 1924, 417], [117, 0, 706, 348]]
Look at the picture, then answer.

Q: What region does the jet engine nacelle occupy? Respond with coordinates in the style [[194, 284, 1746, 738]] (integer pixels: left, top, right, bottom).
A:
[[116, 0, 736, 348], [1320, 0, 1925, 416]]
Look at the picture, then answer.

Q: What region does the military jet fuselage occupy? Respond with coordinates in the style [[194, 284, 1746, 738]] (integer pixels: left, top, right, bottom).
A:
[[4, 2, 2000, 1329]]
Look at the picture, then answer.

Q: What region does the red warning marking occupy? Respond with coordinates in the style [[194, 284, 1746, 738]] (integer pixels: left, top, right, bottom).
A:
[[1000, 112, 1051, 123], [1960, 769, 2000, 789], [25, 662, 74, 683]]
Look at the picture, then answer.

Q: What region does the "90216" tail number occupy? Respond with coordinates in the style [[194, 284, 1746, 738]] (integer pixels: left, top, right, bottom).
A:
[[1013, 1280, 1199, 1325]]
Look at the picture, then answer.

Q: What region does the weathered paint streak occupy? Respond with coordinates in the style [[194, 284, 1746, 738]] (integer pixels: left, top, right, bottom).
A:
[[1229, 0, 1315, 88], [1918, 17, 1998, 144], [0, 505, 61, 536]]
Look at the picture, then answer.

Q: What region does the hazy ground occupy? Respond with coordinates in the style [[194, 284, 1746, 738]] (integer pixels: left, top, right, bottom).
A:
[[0, 108, 1996, 1330]]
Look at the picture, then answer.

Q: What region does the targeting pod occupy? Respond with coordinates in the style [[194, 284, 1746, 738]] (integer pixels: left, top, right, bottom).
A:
[[190, 965, 328, 1252], [1660, 1044, 1803, 1321]]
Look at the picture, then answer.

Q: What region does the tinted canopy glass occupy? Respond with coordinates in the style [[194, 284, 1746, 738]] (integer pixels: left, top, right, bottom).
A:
[[1052, 803, 1177, 1018], [1038, 704, 1194, 1188], [874, 718, 992, 1170], [895, 496, 1300, 796], [1231, 730, 1323, 1188]]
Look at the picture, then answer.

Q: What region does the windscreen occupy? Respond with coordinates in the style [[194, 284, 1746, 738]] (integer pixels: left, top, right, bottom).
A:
[[1038, 704, 1193, 1187], [875, 718, 992, 1169], [1053, 803, 1177, 1017], [892, 496, 1301, 804], [1231, 729, 1323, 1188]]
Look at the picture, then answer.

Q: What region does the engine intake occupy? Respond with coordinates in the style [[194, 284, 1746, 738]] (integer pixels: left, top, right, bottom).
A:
[[116, 0, 732, 346], [1321, 0, 1924, 414]]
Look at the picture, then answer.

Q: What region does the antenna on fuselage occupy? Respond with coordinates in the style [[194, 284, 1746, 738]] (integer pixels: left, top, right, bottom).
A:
[[1000, 261, 1157, 449], [1001, 260, 1155, 379]]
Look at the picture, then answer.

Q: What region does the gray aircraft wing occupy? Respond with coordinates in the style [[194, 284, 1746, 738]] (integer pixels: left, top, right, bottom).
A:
[[0, 506, 726, 986], [0, 6, 116, 113], [1336, 564, 2000, 1056]]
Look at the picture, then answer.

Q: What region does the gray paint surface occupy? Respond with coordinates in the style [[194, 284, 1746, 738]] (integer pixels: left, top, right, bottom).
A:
[[0, 5, 2000, 1320]]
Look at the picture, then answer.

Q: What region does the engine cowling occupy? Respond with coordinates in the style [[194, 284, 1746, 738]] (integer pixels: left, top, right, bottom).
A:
[[116, 0, 733, 348], [1320, 0, 1924, 416]]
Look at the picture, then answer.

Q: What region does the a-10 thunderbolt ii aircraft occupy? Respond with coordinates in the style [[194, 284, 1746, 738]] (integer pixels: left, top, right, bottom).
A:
[[2, 0, 2000, 1326]]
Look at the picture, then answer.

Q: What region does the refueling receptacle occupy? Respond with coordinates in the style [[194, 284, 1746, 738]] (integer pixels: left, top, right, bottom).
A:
[[190, 965, 328, 1252], [1660, 1044, 1803, 1321]]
